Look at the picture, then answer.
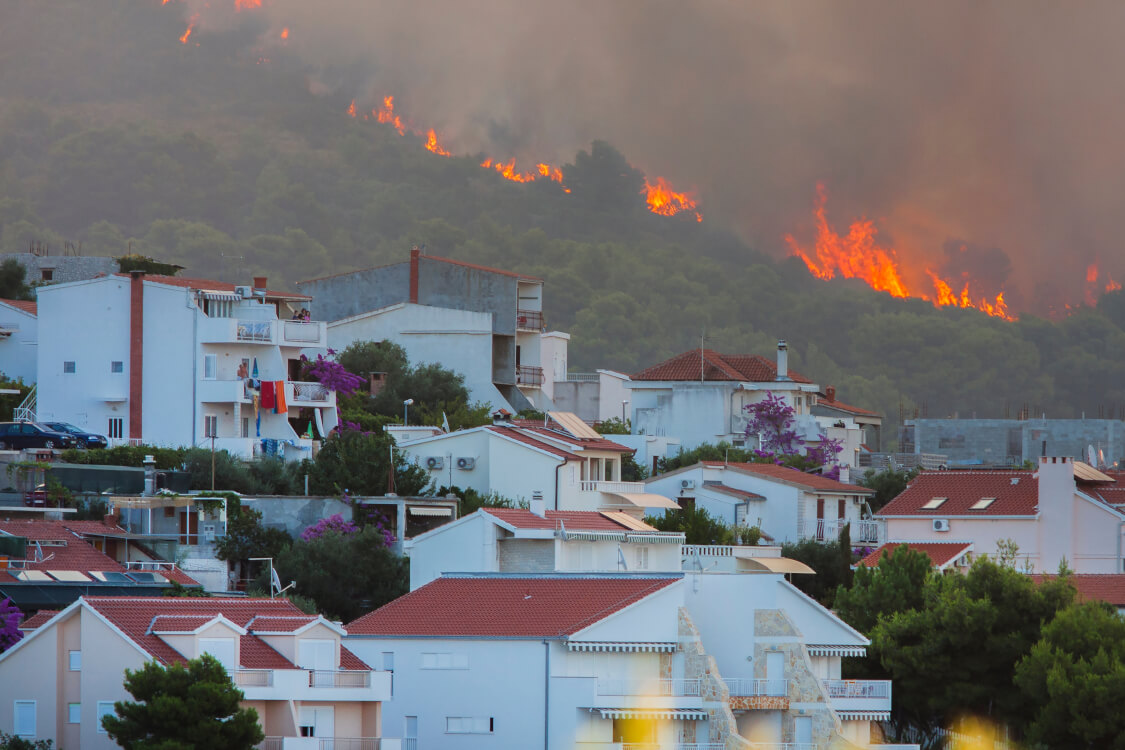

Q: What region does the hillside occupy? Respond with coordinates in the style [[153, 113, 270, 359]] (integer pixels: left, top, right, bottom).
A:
[[3, 0, 1125, 442]]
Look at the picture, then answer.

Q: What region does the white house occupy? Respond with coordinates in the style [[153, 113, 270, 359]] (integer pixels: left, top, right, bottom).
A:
[[0, 298, 38, 384], [629, 342, 874, 471], [877, 456, 1125, 573], [551, 368, 632, 424], [394, 412, 680, 515], [35, 272, 338, 460], [0, 596, 396, 749], [645, 461, 879, 546]]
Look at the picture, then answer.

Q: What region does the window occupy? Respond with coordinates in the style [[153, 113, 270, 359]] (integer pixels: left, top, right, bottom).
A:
[[40, 269, 53, 282], [96, 701, 114, 733], [382, 652, 395, 671], [204, 354, 217, 380], [634, 546, 650, 570], [110, 361, 124, 373], [421, 652, 468, 669], [204, 415, 218, 438], [63, 361, 76, 374], [13, 700, 35, 737], [971, 497, 997, 510], [68, 703, 80, 724], [69, 650, 81, 671], [199, 638, 236, 671], [108, 418, 123, 439], [922, 497, 948, 510], [297, 639, 336, 671], [446, 717, 493, 734], [241, 418, 249, 438]]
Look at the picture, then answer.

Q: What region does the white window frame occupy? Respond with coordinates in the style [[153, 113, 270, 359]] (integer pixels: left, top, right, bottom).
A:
[[203, 353, 218, 380], [13, 700, 35, 737], [97, 701, 115, 733], [68, 703, 81, 724], [69, 650, 81, 671], [634, 546, 650, 570], [204, 415, 219, 439], [446, 716, 493, 734]]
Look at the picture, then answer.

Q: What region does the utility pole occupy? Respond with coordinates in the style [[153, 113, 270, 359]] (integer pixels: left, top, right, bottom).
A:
[[211, 433, 216, 491]]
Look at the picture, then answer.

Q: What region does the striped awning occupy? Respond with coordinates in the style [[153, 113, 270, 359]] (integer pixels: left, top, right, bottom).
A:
[[837, 711, 891, 721], [624, 533, 684, 545], [568, 641, 677, 653], [564, 531, 626, 542], [808, 645, 867, 657], [199, 290, 241, 301], [595, 709, 708, 721], [408, 506, 453, 517]]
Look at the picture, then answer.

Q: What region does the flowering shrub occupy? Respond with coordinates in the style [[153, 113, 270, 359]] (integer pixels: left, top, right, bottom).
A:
[[342, 491, 397, 547], [744, 391, 843, 477], [0, 596, 23, 653], [300, 349, 366, 397], [300, 514, 358, 541]]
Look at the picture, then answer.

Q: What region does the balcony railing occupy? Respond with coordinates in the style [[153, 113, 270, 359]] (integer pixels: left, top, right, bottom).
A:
[[801, 518, 881, 544], [319, 739, 386, 750], [748, 745, 817, 750], [309, 670, 371, 688], [822, 679, 890, 700], [596, 678, 701, 696], [260, 739, 399, 750], [580, 481, 646, 494], [290, 381, 330, 402], [233, 669, 274, 687], [516, 309, 544, 331], [724, 678, 787, 697], [236, 320, 274, 343], [283, 320, 325, 344], [516, 365, 544, 387]]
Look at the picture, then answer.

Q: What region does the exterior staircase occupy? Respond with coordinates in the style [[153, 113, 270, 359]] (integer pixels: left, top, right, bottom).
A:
[[13, 384, 36, 422]]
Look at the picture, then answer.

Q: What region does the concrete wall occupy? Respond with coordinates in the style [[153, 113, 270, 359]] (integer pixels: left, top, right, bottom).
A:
[[417, 257, 520, 335], [240, 495, 353, 538], [7, 253, 119, 286], [909, 417, 1125, 466], [497, 539, 555, 573], [407, 513, 500, 589], [297, 263, 410, 324], [552, 380, 598, 422], [0, 303, 37, 384]]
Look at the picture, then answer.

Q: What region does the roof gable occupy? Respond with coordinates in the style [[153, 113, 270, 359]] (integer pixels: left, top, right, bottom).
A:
[[878, 471, 1040, 517], [0, 299, 36, 316], [858, 541, 973, 570], [482, 508, 656, 532], [631, 350, 812, 384], [698, 462, 873, 494]]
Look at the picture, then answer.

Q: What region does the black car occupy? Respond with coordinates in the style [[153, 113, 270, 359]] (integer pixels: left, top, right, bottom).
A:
[[43, 422, 109, 449], [0, 422, 76, 450]]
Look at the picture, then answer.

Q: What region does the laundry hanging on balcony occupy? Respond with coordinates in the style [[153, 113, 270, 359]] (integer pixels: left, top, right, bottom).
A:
[[261, 381, 276, 410], [273, 381, 287, 415]]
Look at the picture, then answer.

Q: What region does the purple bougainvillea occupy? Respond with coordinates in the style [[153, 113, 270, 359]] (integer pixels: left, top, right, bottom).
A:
[[0, 597, 23, 653], [300, 514, 359, 541], [744, 391, 843, 477], [300, 349, 366, 397], [342, 491, 397, 547]]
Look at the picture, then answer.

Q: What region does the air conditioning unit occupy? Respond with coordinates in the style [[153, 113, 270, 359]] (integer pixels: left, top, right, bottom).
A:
[[680, 479, 696, 490], [932, 519, 951, 532], [425, 456, 444, 470], [234, 285, 253, 299], [456, 457, 476, 470]]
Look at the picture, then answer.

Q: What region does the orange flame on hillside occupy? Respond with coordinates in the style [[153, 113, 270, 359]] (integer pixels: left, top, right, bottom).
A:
[[374, 96, 407, 135], [235, 0, 262, 10], [643, 178, 703, 222], [179, 16, 197, 44], [481, 158, 536, 183], [280, 27, 289, 40], [787, 184, 1014, 320], [1084, 261, 1121, 304], [424, 129, 452, 157], [346, 100, 357, 118]]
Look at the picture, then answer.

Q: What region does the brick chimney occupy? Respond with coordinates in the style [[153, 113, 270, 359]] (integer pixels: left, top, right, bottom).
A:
[[409, 246, 420, 304], [253, 276, 268, 291], [826, 385, 836, 402]]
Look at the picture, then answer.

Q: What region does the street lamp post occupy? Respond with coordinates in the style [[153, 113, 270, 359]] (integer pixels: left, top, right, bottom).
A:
[[403, 398, 414, 426]]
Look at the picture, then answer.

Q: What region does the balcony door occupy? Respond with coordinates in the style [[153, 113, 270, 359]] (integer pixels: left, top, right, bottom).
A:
[[299, 706, 334, 739], [298, 639, 336, 678], [765, 651, 786, 696], [794, 716, 812, 745]]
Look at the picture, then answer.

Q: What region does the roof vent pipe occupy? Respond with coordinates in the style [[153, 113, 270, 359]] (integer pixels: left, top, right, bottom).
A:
[[776, 340, 789, 381]]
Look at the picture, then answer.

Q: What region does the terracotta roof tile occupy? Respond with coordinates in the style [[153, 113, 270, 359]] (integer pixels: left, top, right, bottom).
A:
[[346, 575, 680, 637], [514, 425, 633, 453], [239, 634, 296, 669], [0, 299, 36, 316], [18, 610, 58, 631], [340, 645, 371, 670], [115, 273, 311, 301], [483, 508, 655, 532], [700, 462, 872, 494], [0, 520, 126, 583], [858, 542, 973, 569], [877, 471, 1039, 517], [150, 615, 217, 632], [486, 426, 582, 460], [248, 615, 319, 632], [1029, 574, 1125, 607], [632, 350, 812, 383], [816, 394, 880, 417]]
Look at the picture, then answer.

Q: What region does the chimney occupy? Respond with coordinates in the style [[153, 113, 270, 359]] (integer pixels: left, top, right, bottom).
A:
[[776, 340, 789, 381], [409, 246, 420, 304], [103, 512, 121, 529], [530, 492, 546, 518], [253, 276, 268, 291], [826, 385, 836, 402], [1036, 456, 1076, 573], [129, 271, 145, 442]]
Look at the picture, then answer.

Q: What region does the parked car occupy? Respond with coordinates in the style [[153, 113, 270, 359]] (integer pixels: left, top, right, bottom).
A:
[[23, 483, 47, 507], [0, 422, 76, 450], [42, 422, 109, 449]]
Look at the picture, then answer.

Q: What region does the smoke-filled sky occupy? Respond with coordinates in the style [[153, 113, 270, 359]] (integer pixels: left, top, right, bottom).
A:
[[188, 1, 1125, 309]]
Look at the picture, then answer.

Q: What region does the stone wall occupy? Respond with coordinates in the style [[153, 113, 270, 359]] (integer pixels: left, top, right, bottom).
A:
[[497, 539, 555, 572], [678, 608, 753, 750], [8, 253, 119, 287]]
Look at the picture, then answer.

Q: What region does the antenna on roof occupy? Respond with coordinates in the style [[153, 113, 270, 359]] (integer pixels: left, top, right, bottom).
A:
[[32, 541, 54, 565]]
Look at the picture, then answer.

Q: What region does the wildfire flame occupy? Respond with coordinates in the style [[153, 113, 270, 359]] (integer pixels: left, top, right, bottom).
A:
[[235, 0, 262, 10], [787, 184, 1014, 320], [643, 177, 703, 222], [374, 96, 407, 135], [280, 27, 289, 40], [179, 16, 197, 44], [481, 158, 536, 183], [424, 129, 452, 157], [1085, 261, 1120, 304]]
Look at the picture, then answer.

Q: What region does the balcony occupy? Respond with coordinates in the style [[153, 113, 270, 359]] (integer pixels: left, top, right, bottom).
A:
[[288, 380, 334, 405], [799, 519, 881, 544], [580, 481, 646, 494], [200, 316, 276, 345], [259, 739, 402, 750], [282, 320, 327, 347], [198, 379, 252, 404], [516, 309, 544, 332], [821, 679, 891, 713], [309, 670, 370, 688], [234, 669, 274, 687], [597, 678, 701, 697], [238, 668, 391, 702], [724, 678, 787, 697], [516, 365, 544, 388]]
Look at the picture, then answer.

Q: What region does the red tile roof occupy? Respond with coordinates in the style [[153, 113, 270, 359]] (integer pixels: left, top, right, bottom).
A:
[[632, 350, 812, 383], [248, 615, 319, 632], [340, 646, 370, 670], [116, 273, 311, 301], [701, 482, 765, 501], [346, 575, 680, 637], [150, 615, 217, 632], [81, 597, 363, 669], [18, 610, 58, 631], [0, 520, 126, 583], [1029, 574, 1125, 607], [514, 425, 633, 453], [701, 461, 873, 494], [61, 519, 131, 537], [482, 508, 656, 532], [0, 299, 36, 316], [816, 394, 880, 417], [420, 253, 542, 282], [858, 542, 973, 569], [486, 426, 581, 460], [877, 471, 1039, 517]]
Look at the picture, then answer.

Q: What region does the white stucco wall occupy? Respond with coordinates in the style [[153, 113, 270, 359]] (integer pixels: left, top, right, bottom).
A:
[[0, 303, 38, 384], [407, 513, 502, 589]]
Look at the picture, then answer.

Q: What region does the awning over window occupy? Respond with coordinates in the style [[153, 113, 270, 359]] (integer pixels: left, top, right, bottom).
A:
[[739, 556, 816, 575], [611, 493, 681, 510], [595, 709, 708, 721], [407, 506, 453, 517], [199, 290, 242, 301]]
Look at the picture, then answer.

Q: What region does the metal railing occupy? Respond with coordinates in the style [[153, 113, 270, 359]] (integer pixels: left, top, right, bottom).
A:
[[566, 372, 600, 382], [13, 384, 35, 422], [748, 745, 817, 750], [801, 518, 880, 543], [284, 320, 323, 343], [233, 669, 274, 687], [236, 320, 273, 342], [290, 381, 330, 402], [822, 679, 890, 699], [516, 365, 544, 387], [319, 739, 384, 750], [724, 678, 787, 697], [309, 670, 371, 688], [580, 480, 646, 494], [402, 740, 417, 750], [596, 678, 702, 696], [126, 560, 179, 572], [258, 738, 283, 750], [516, 309, 544, 330]]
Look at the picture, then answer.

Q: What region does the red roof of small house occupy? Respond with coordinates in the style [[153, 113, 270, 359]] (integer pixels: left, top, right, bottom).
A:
[[1029, 574, 1125, 607], [486, 426, 582, 460], [59, 519, 132, 537], [0, 299, 36, 316], [631, 350, 812, 384], [514, 425, 633, 453], [80, 596, 368, 669], [816, 394, 880, 417], [877, 471, 1039, 517], [247, 615, 319, 633], [858, 542, 973, 569], [116, 273, 312, 301], [701, 482, 765, 501], [346, 575, 680, 637], [482, 508, 657, 532], [18, 610, 59, 631], [700, 462, 873, 495]]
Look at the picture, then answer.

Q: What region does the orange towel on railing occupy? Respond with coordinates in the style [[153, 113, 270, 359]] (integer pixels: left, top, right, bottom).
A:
[[274, 381, 288, 415], [260, 380, 276, 410]]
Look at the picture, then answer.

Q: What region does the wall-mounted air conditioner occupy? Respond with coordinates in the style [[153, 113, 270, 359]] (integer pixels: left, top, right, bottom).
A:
[[932, 519, 951, 532], [680, 479, 696, 490], [234, 285, 253, 299], [425, 456, 445, 470], [456, 457, 476, 470]]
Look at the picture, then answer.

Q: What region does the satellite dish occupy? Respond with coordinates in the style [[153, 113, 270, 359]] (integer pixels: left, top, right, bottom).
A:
[[1088, 445, 1097, 466]]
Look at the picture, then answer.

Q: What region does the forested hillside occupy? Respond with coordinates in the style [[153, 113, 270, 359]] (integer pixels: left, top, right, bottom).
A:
[[3, 1, 1125, 442]]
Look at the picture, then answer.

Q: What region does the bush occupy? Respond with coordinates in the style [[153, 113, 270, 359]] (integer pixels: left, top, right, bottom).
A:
[[59, 444, 186, 469]]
